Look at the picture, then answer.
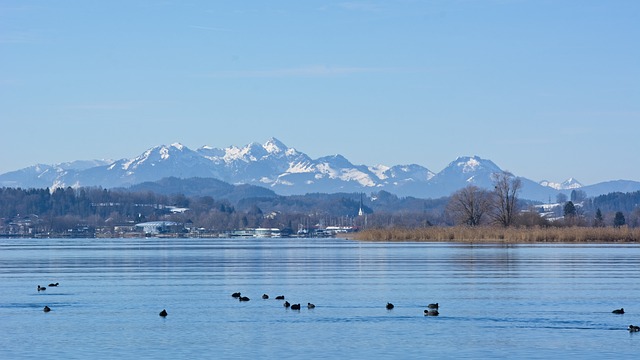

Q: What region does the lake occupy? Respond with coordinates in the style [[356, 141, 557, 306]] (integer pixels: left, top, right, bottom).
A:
[[1, 237, 639, 359]]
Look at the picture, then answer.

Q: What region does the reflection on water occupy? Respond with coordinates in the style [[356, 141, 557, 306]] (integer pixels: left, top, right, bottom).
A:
[[1, 238, 640, 359]]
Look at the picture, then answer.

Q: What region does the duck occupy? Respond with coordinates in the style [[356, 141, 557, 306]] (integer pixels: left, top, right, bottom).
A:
[[262, 294, 269, 299], [284, 301, 291, 308], [231, 292, 241, 298], [629, 325, 640, 332], [275, 295, 285, 300], [424, 309, 439, 316], [37, 285, 46, 291], [612, 308, 625, 314], [239, 296, 250, 302], [290, 303, 301, 310], [427, 303, 439, 309], [43, 306, 51, 313], [307, 302, 316, 309], [386, 302, 394, 310], [48, 283, 59, 287], [159, 309, 168, 317]]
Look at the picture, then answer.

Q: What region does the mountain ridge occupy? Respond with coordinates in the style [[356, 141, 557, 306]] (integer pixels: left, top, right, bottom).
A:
[[2, 137, 639, 202]]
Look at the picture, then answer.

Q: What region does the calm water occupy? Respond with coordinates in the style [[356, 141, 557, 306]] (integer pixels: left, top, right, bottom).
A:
[[1, 237, 640, 359]]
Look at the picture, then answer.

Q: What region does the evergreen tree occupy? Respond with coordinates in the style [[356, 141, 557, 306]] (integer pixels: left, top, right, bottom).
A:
[[594, 208, 604, 227], [563, 201, 577, 217], [614, 211, 626, 227]]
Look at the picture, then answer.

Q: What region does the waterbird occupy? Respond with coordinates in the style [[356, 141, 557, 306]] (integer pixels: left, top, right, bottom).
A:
[[386, 302, 394, 310], [307, 303, 316, 309], [239, 296, 250, 302], [159, 309, 168, 317], [424, 309, 439, 316], [427, 303, 439, 309], [48, 283, 59, 287], [291, 303, 301, 310], [613, 308, 625, 314], [43, 306, 51, 313], [262, 294, 269, 299], [630, 325, 640, 332], [284, 301, 291, 308], [275, 295, 285, 300], [37, 285, 46, 291], [231, 292, 241, 298]]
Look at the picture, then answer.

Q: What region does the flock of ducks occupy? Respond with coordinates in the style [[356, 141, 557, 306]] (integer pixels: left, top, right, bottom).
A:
[[231, 292, 316, 310], [386, 301, 439, 316], [35, 284, 640, 331]]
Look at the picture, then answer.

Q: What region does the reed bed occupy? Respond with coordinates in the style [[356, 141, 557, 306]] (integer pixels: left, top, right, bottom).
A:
[[353, 226, 640, 243]]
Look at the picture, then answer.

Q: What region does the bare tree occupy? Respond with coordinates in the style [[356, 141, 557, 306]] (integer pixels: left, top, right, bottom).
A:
[[490, 172, 522, 227], [447, 185, 491, 226]]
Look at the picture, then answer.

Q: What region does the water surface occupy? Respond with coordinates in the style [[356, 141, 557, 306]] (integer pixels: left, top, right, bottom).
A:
[[1, 237, 639, 359]]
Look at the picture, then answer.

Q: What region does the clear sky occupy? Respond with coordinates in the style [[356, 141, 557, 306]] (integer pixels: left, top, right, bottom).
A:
[[1, 1, 638, 185]]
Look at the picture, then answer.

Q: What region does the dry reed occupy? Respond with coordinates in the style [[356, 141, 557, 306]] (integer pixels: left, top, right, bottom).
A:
[[353, 226, 640, 243]]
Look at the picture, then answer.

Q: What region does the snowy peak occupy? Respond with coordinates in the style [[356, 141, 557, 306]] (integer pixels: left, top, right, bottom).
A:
[[452, 156, 501, 174], [540, 178, 583, 190], [263, 137, 287, 154], [436, 156, 501, 180]]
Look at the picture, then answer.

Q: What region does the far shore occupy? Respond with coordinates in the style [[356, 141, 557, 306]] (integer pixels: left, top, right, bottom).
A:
[[349, 226, 640, 243]]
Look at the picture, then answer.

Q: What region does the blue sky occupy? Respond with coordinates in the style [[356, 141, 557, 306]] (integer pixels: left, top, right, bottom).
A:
[[1, 1, 638, 185]]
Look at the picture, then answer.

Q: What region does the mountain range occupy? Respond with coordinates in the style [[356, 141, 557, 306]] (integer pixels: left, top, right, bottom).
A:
[[2, 137, 639, 202]]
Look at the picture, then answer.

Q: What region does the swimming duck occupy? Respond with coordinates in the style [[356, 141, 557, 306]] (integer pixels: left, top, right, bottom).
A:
[[37, 285, 46, 291], [239, 296, 250, 302], [159, 309, 168, 317], [386, 302, 394, 310], [284, 301, 291, 308], [629, 325, 640, 332], [427, 303, 439, 309], [231, 292, 241, 298], [307, 303, 316, 309], [43, 306, 51, 312], [613, 308, 625, 314], [262, 294, 269, 299], [275, 295, 285, 300], [48, 283, 59, 287], [291, 303, 301, 310], [424, 309, 439, 316]]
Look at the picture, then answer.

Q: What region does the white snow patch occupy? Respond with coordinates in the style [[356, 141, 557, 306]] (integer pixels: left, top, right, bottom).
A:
[[340, 169, 376, 187], [160, 147, 170, 160], [263, 140, 282, 154], [460, 157, 480, 173], [287, 162, 314, 174], [316, 163, 339, 177], [369, 164, 390, 180]]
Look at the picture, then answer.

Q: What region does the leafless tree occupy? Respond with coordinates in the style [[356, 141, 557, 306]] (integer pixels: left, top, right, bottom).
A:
[[490, 171, 522, 227], [447, 185, 491, 226]]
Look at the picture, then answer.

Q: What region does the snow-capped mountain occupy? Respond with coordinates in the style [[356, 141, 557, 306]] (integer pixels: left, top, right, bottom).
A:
[[539, 178, 583, 190], [1, 138, 639, 202]]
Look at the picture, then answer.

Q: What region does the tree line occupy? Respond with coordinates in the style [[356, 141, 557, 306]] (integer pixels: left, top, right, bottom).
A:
[[1, 172, 639, 237]]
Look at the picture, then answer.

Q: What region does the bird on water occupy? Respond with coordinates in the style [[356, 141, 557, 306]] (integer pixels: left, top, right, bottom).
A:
[[159, 309, 168, 317], [43, 306, 51, 313], [612, 308, 625, 314], [386, 302, 394, 310]]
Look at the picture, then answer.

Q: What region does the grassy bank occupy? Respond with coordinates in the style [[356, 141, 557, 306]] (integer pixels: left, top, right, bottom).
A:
[[353, 226, 640, 243]]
